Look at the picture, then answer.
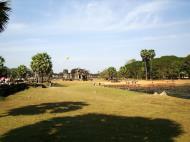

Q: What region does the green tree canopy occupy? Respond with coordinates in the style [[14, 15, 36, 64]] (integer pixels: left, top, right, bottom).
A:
[[107, 67, 117, 80], [31, 53, 53, 83], [181, 55, 190, 78], [17, 65, 27, 79], [126, 59, 136, 65], [0, 56, 5, 67], [9, 68, 18, 79], [140, 49, 156, 80], [152, 56, 183, 79], [0, 56, 5, 77], [118, 66, 128, 79], [100, 67, 117, 80]]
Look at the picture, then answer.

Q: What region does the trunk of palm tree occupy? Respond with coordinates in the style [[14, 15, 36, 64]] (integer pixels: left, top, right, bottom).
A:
[[41, 73, 43, 83], [34, 72, 38, 83], [145, 61, 148, 80], [150, 60, 152, 80]]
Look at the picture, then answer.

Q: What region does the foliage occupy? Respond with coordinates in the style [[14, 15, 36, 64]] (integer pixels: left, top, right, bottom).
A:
[[99, 69, 109, 79], [100, 67, 117, 80], [140, 49, 156, 80], [9, 68, 18, 79], [118, 55, 189, 80], [152, 56, 183, 79], [0, 56, 5, 67], [107, 67, 117, 80], [17, 65, 27, 79], [118, 66, 128, 79], [0, 1, 11, 32], [0, 56, 5, 77], [126, 59, 136, 65], [181, 55, 190, 77], [0, 66, 8, 77], [31, 53, 53, 83], [119, 61, 143, 79]]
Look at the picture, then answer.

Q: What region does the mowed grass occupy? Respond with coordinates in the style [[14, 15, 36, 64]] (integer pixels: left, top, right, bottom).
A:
[[0, 80, 190, 142]]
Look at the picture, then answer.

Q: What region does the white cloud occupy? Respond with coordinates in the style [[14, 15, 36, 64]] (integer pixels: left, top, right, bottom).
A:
[[141, 33, 190, 42], [106, 1, 169, 31], [3, 0, 190, 35]]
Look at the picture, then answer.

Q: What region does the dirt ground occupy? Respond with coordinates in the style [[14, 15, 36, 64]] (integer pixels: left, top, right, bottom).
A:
[[97, 79, 190, 87]]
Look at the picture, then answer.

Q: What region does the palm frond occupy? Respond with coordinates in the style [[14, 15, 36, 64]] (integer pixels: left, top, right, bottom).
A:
[[0, 1, 11, 32]]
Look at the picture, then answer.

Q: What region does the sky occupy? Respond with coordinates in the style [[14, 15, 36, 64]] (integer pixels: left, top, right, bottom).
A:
[[0, 0, 190, 73]]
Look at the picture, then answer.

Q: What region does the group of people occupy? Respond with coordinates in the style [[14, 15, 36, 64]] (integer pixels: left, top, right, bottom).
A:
[[0, 77, 11, 85]]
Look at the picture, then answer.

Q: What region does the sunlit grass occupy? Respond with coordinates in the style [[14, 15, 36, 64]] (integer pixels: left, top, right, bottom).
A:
[[0, 80, 190, 141]]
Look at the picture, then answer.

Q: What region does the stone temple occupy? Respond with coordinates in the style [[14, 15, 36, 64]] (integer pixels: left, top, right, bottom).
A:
[[63, 68, 90, 81]]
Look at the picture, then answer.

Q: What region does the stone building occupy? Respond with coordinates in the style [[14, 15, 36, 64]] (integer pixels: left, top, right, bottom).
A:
[[63, 68, 90, 81], [62, 69, 71, 80]]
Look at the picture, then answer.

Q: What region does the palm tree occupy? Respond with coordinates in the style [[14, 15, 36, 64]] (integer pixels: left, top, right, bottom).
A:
[[140, 49, 151, 80], [0, 56, 5, 77], [17, 65, 27, 79], [31, 53, 53, 83], [149, 49, 156, 79], [0, 56, 5, 67], [0, 1, 11, 32]]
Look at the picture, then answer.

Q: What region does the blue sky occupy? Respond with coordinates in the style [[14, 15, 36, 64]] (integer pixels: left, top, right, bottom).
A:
[[0, 0, 190, 73]]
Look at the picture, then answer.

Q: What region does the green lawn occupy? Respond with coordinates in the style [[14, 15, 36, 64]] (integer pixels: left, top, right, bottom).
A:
[[0, 80, 190, 142]]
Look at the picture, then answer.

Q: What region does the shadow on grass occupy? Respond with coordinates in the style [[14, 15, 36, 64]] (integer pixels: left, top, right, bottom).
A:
[[0, 83, 29, 97], [51, 83, 68, 87], [116, 85, 190, 99], [166, 86, 190, 99], [1, 102, 88, 117], [0, 113, 183, 142]]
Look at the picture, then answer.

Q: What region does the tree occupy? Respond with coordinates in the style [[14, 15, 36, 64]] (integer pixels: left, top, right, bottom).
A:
[[31, 53, 53, 83], [125, 61, 144, 79], [0, 56, 5, 77], [181, 55, 190, 78], [17, 65, 27, 79], [99, 69, 109, 80], [107, 67, 117, 80], [140, 49, 156, 80], [149, 49, 156, 79], [100, 67, 117, 80], [0, 1, 11, 32], [9, 68, 18, 79], [0, 66, 8, 77], [126, 59, 136, 65], [140, 49, 151, 80], [118, 55, 186, 80], [118, 66, 128, 79], [152, 56, 183, 79], [0, 56, 5, 67]]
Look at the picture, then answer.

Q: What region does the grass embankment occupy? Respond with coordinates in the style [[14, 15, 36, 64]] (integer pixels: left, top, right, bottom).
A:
[[0, 80, 190, 142]]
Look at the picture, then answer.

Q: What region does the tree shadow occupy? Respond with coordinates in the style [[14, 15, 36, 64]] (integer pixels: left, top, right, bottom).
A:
[[166, 86, 190, 99], [0, 102, 88, 117], [121, 85, 190, 99], [0, 113, 183, 142], [0, 83, 29, 97]]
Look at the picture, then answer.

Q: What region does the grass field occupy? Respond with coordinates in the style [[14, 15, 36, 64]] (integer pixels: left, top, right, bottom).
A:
[[0, 80, 190, 142]]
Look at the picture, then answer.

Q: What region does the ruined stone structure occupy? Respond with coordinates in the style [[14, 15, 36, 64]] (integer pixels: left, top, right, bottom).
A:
[[62, 69, 70, 80], [63, 68, 89, 81]]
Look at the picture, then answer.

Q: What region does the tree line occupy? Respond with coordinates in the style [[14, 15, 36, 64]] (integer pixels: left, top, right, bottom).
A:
[[0, 53, 53, 83], [100, 50, 190, 80]]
